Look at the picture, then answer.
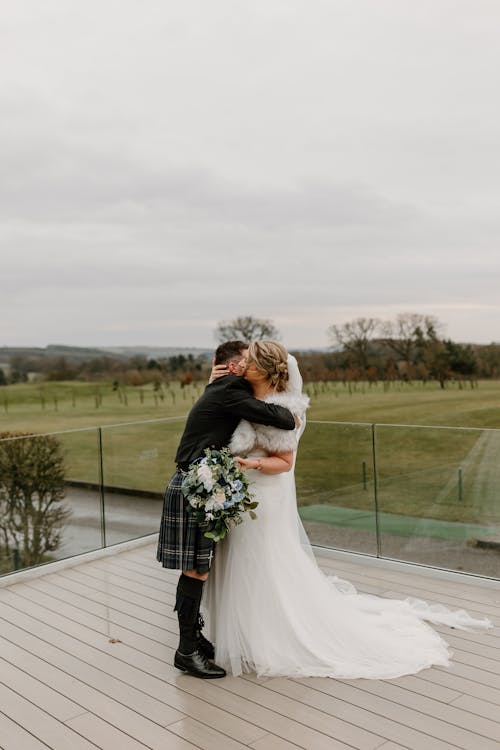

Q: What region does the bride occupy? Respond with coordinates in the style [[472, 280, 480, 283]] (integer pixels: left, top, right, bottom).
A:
[[203, 340, 492, 680]]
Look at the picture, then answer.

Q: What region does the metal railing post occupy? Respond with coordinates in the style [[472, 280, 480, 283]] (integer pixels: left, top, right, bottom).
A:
[[98, 427, 107, 548], [371, 423, 381, 557]]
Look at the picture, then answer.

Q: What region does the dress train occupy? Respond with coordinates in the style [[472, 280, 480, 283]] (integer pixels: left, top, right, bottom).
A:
[[203, 463, 492, 680]]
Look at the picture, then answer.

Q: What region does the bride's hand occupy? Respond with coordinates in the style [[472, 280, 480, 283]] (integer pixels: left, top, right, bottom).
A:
[[235, 456, 259, 470], [236, 452, 293, 474]]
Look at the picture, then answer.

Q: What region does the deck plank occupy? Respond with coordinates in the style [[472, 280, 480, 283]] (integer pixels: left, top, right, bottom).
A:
[[0, 639, 200, 750], [168, 717, 262, 750], [0, 683, 98, 750], [0, 656, 84, 722], [249, 734, 307, 750], [64, 712, 157, 750], [262, 676, 494, 750], [336, 676, 500, 741], [26, 576, 179, 644], [0, 711, 52, 750], [216, 675, 383, 750], [15, 579, 178, 647], [0, 606, 280, 746]]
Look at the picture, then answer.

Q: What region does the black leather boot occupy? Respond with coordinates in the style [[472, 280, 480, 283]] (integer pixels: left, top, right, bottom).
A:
[[196, 614, 215, 660], [174, 574, 225, 679], [174, 649, 226, 678]]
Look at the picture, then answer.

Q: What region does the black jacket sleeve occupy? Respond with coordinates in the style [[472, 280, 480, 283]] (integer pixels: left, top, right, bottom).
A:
[[223, 379, 295, 430]]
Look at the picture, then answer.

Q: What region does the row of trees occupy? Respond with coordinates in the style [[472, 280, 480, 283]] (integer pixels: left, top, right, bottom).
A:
[[1, 317, 280, 385], [2, 314, 500, 388], [1, 352, 210, 387], [327, 314, 486, 386], [216, 314, 500, 384]]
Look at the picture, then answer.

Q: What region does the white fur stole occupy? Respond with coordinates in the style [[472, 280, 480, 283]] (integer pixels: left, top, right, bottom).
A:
[[229, 391, 309, 455]]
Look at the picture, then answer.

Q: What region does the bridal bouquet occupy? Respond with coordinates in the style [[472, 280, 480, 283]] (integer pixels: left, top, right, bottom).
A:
[[181, 447, 258, 541]]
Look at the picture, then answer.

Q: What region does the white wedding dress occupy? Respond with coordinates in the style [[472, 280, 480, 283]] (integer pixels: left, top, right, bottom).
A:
[[203, 357, 492, 680]]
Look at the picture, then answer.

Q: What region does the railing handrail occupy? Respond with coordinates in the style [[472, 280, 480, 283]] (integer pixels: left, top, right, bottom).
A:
[[308, 419, 500, 433], [3, 415, 500, 441], [0, 414, 500, 443], [0, 414, 187, 441]]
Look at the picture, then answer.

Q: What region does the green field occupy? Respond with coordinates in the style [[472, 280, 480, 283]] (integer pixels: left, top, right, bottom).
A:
[[1, 379, 500, 529], [0, 380, 204, 434], [304, 378, 500, 429], [2, 378, 500, 432]]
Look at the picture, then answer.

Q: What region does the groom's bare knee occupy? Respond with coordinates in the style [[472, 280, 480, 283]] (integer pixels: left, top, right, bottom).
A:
[[183, 569, 209, 581]]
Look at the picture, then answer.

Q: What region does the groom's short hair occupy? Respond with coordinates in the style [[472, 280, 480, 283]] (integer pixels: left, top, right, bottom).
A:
[[214, 340, 248, 366]]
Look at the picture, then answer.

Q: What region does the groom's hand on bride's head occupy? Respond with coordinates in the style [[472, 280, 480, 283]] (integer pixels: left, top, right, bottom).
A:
[[209, 347, 248, 382], [209, 360, 229, 383]]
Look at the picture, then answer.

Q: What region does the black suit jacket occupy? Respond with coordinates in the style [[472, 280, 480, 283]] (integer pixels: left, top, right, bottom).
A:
[[175, 375, 295, 467]]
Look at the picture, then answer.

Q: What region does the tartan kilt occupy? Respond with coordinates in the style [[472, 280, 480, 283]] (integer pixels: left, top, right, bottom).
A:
[[156, 469, 214, 574]]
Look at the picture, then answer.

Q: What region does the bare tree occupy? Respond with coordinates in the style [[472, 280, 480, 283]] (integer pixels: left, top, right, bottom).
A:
[[215, 316, 280, 343], [381, 313, 442, 368], [328, 317, 381, 370], [0, 432, 70, 568]]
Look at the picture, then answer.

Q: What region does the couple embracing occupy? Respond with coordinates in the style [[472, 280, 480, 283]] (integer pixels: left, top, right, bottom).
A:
[[157, 340, 491, 681]]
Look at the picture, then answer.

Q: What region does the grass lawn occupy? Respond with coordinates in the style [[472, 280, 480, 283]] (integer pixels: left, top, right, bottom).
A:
[[0, 380, 203, 434], [305, 378, 500, 429], [2, 378, 500, 433]]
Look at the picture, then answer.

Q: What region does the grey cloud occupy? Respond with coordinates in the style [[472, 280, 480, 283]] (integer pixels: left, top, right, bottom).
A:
[[1, 120, 417, 231]]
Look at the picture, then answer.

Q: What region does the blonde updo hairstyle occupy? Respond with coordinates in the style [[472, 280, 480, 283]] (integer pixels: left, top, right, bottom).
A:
[[247, 340, 289, 392]]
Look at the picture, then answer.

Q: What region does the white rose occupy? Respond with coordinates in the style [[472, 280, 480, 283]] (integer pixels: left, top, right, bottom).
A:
[[205, 497, 216, 511], [198, 463, 214, 491]]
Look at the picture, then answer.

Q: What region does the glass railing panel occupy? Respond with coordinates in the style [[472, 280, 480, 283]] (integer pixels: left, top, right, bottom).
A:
[[58, 427, 104, 559], [100, 417, 186, 546], [375, 424, 500, 575], [0, 428, 102, 576], [4, 417, 500, 581], [295, 421, 378, 555]]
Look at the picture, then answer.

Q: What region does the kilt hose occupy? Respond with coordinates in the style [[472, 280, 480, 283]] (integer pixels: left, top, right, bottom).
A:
[[156, 469, 214, 574]]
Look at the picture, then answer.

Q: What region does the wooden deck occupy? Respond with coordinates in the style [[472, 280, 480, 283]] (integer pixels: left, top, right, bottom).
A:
[[0, 539, 499, 750]]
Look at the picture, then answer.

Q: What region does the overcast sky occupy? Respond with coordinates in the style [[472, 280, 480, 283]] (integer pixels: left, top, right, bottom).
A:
[[2, 0, 500, 350]]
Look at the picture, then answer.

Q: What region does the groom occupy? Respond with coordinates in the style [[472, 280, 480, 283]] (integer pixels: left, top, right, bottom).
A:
[[157, 340, 296, 678]]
